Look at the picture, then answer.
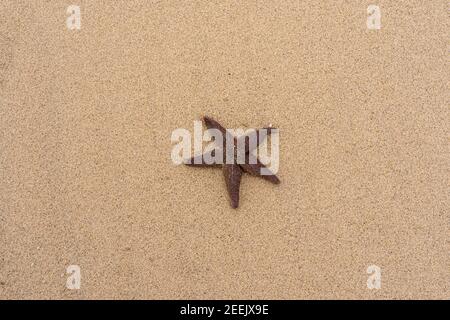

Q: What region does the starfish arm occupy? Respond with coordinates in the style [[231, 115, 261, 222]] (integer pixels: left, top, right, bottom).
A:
[[183, 149, 221, 167], [203, 116, 228, 137], [223, 164, 242, 208], [203, 116, 238, 150], [237, 127, 277, 154], [239, 159, 280, 184]]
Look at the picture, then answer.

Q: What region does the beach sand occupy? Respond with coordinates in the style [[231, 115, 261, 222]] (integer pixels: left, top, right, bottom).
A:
[[0, 1, 448, 299]]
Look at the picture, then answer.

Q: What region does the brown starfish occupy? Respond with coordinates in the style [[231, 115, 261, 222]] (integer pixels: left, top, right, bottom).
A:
[[184, 116, 280, 208]]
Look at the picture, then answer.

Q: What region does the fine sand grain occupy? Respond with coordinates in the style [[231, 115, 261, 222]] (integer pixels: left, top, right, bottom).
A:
[[0, 1, 448, 299]]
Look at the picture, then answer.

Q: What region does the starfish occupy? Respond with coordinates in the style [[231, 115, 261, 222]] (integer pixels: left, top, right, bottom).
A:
[[184, 116, 280, 208]]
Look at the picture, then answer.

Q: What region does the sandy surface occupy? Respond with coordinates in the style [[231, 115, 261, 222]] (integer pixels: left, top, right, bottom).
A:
[[0, 1, 448, 299]]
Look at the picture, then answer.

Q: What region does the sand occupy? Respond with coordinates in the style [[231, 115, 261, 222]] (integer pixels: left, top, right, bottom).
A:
[[0, 1, 448, 299]]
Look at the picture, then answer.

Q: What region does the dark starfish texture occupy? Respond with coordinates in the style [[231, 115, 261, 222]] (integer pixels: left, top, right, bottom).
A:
[[184, 116, 280, 208]]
